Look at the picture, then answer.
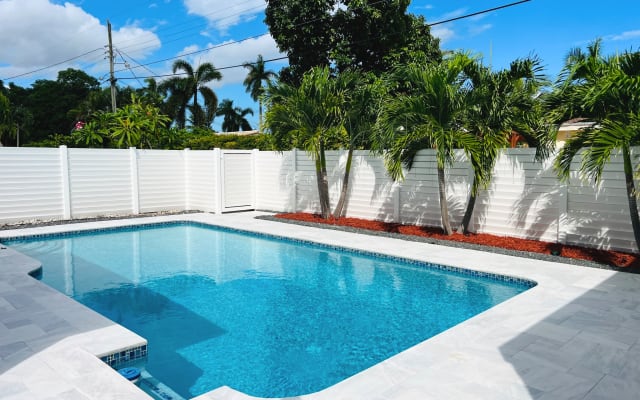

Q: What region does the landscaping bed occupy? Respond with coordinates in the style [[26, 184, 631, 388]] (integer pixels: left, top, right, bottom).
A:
[[274, 212, 640, 272]]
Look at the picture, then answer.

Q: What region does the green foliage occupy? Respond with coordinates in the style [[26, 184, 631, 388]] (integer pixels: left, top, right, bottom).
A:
[[552, 40, 640, 248], [216, 99, 254, 132], [264, 65, 352, 217], [0, 92, 12, 145], [243, 54, 277, 131], [68, 94, 172, 149], [183, 133, 274, 150], [376, 54, 480, 234], [26, 69, 100, 141], [265, 0, 441, 83], [160, 59, 222, 128]]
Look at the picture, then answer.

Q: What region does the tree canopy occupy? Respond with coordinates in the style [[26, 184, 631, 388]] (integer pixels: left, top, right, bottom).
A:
[[265, 0, 441, 83]]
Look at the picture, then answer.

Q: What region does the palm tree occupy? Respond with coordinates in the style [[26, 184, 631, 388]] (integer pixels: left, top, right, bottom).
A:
[[457, 56, 554, 233], [333, 71, 387, 218], [243, 55, 277, 132], [264, 66, 347, 219], [553, 41, 640, 250], [162, 59, 222, 128], [376, 54, 479, 235], [216, 99, 254, 132]]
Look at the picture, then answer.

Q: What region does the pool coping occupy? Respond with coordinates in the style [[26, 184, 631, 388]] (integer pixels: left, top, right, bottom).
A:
[[1, 211, 639, 400]]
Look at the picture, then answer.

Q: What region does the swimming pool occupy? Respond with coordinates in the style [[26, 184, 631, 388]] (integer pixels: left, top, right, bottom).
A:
[[4, 222, 534, 398]]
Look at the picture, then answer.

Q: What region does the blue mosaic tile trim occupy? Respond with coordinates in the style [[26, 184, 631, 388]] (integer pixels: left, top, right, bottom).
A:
[[1, 219, 537, 289], [100, 344, 147, 368], [0, 221, 192, 243], [201, 223, 538, 289]]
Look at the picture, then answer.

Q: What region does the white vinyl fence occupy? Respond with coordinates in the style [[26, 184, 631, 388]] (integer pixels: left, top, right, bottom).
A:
[[0, 146, 637, 252]]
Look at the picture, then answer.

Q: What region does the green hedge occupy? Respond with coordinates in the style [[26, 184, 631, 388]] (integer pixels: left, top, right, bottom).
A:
[[183, 133, 275, 150]]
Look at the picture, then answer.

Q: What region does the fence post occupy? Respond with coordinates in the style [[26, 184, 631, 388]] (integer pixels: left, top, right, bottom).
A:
[[59, 145, 72, 220], [214, 148, 223, 214], [252, 148, 259, 210], [291, 148, 298, 212], [184, 148, 191, 211], [557, 181, 568, 244], [129, 147, 140, 215]]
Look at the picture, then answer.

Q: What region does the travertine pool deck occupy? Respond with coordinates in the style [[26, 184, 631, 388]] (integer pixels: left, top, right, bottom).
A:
[[1, 212, 639, 400]]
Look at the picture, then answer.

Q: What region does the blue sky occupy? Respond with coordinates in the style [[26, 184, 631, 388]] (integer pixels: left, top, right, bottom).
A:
[[1, 0, 639, 131]]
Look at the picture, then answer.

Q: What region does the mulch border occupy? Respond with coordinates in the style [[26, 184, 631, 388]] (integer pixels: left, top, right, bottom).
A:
[[257, 214, 640, 274]]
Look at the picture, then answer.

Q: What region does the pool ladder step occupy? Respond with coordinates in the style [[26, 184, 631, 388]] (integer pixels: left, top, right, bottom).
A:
[[137, 369, 186, 400]]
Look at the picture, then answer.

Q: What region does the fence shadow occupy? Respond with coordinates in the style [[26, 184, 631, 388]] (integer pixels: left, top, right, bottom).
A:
[[499, 271, 640, 399]]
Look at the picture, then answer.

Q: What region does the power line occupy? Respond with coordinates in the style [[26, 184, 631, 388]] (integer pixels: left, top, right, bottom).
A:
[[116, 55, 289, 80], [113, 32, 271, 74], [2, 48, 104, 81], [3, 0, 532, 84], [116, 0, 533, 80], [428, 0, 531, 27]]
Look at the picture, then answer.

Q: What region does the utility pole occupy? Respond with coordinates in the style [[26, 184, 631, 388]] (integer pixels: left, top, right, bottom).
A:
[[107, 20, 117, 112]]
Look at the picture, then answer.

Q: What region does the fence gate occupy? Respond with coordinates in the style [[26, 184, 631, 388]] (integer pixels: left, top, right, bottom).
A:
[[220, 150, 255, 212]]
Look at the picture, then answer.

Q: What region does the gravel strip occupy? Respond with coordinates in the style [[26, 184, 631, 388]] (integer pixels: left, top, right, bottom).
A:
[[256, 215, 639, 274], [0, 210, 199, 231]]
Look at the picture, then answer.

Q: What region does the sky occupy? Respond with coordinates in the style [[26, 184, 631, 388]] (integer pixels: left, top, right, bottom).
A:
[[0, 0, 639, 131]]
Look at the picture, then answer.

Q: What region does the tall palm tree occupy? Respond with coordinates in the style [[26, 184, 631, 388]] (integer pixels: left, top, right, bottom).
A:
[[333, 71, 387, 218], [457, 56, 554, 233], [243, 55, 277, 132], [376, 53, 479, 235], [553, 41, 640, 250], [216, 99, 254, 132], [264, 66, 347, 218], [162, 59, 222, 128]]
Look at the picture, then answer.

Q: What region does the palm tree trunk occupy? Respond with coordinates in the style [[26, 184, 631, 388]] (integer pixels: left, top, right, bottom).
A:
[[437, 165, 453, 235], [333, 148, 354, 218], [622, 145, 640, 251], [458, 175, 478, 234], [315, 141, 331, 219], [259, 101, 263, 133]]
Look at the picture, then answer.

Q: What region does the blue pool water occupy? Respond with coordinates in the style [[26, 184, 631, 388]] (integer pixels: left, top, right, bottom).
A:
[[5, 222, 533, 398]]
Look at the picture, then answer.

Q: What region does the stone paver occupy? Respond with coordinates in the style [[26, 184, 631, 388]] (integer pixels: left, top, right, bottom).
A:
[[1, 212, 639, 400]]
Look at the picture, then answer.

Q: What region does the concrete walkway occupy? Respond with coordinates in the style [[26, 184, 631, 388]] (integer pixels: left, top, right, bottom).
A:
[[1, 212, 639, 400]]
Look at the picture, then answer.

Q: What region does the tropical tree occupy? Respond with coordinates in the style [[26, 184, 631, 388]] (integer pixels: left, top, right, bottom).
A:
[[457, 56, 554, 233], [216, 99, 254, 132], [553, 40, 640, 249], [24, 68, 100, 140], [74, 95, 171, 149], [0, 91, 11, 145], [265, 0, 441, 83], [162, 59, 222, 128], [376, 54, 480, 235], [264, 66, 348, 218], [243, 54, 277, 132], [138, 77, 166, 108], [333, 71, 387, 218]]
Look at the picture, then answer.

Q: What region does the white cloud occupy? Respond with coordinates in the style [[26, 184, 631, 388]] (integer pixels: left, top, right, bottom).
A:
[[431, 26, 455, 43], [468, 23, 493, 36], [434, 8, 467, 23], [608, 29, 640, 41], [0, 0, 159, 82], [173, 34, 285, 88], [184, 0, 266, 33]]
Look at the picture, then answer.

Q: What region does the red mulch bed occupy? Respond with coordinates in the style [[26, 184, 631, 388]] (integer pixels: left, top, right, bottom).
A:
[[275, 213, 640, 271]]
